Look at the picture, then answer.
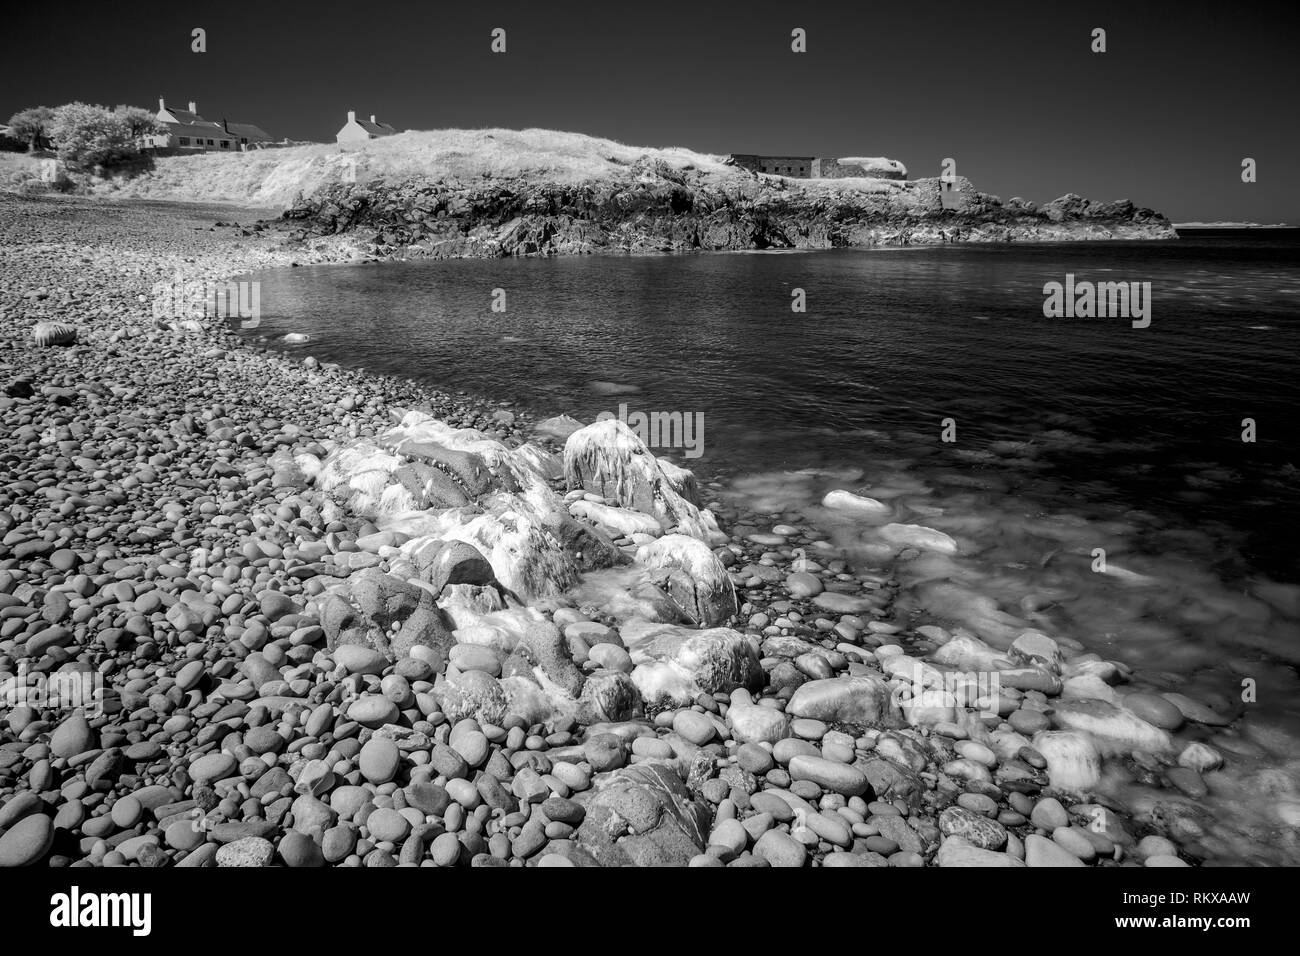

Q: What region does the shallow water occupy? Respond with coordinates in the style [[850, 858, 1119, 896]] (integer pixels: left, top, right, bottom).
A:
[[242, 234, 1300, 863]]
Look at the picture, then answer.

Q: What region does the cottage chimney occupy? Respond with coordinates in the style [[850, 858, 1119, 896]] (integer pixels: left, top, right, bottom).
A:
[[188, 101, 197, 114], [158, 97, 166, 112], [347, 110, 356, 123], [370, 114, 377, 124]]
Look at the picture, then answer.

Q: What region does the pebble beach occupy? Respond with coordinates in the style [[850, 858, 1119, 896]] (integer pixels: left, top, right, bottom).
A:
[[0, 192, 1290, 870]]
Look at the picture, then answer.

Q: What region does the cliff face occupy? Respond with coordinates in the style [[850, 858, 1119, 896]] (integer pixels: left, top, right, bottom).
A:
[[279, 158, 1175, 259]]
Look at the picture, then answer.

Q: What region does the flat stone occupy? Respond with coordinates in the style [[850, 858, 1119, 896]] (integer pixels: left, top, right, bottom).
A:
[[935, 836, 1025, 867], [348, 696, 400, 728], [812, 592, 875, 614], [449, 643, 501, 677], [279, 830, 324, 867], [709, 818, 749, 855], [786, 572, 824, 598], [0, 814, 54, 866], [189, 752, 238, 785], [366, 807, 411, 843], [1123, 692, 1185, 731], [788, 755, 869, 796], [735, 743, 775, 775], [1030, 797, 1069, 830], [333, 645, 388, 676], [175, 659, 207, 692], [359, 737, 400, 784], [49, 711, 95, 759], [753, 829, 806, 867], [1052, 825, 1097, 861], [216, 836, 275, 867], [1025, 833, 1086, 867], [673, 710, 716, 746], [786, 676, 894, 727], [938, 806, 1007, 850]]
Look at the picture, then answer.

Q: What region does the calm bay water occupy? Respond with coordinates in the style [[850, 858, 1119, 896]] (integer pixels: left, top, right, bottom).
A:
[[241, 235, 1300, 862], [243, 236, 1300, 581]]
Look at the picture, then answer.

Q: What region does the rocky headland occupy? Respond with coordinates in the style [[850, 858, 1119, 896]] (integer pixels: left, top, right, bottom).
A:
[[280, 163, 1174, 260]]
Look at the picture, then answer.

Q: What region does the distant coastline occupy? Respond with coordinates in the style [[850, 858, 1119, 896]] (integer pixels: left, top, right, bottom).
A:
[[2, 128, 1176, 258], [1173, 221, 1296, 229]]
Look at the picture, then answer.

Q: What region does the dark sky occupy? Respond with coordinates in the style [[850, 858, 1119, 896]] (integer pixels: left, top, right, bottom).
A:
[[6, 0, 1297, 222]]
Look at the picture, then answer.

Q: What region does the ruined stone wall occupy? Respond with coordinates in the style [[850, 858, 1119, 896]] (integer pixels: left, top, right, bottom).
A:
[[729, 154, 814, 177], [812, 158, 908, 181]]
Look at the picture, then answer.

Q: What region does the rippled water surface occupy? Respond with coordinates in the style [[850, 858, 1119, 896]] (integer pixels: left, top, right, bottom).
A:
[[244, 235, 1300, 863]]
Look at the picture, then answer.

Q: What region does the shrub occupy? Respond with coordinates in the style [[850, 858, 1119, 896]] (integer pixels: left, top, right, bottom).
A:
[[49, 102, 138, 168], [114, 104, 166, 139], [7, 106, 55, 151]]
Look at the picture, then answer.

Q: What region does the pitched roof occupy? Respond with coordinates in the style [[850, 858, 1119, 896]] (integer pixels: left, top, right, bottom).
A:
[[159, 105, 274, 141], [162, 107, 208, 126], [165, 122, 233, 140], [356, 118, 398, 136], [222, 121, 273, 141]]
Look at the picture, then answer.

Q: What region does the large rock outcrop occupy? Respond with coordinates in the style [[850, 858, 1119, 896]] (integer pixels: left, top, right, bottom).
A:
[[563, 419, 724, 545], [281, 157, 1174, 259]]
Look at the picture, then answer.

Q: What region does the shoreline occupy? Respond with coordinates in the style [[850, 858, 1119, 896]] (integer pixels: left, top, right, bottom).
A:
[[0, 192, 1291, 869]]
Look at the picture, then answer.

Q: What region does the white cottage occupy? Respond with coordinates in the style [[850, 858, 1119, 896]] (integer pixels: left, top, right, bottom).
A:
[[336, 111, 399, 148]]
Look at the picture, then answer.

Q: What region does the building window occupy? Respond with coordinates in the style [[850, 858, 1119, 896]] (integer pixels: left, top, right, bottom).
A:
[[206, 139, 214, 146], [220, 140, 230, 148], [241, 138, 248, 144], [178, 137, 189, 146]]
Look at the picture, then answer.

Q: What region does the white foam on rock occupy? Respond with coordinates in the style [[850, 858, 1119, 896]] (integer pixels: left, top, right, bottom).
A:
[[563, 418, 724, 545]]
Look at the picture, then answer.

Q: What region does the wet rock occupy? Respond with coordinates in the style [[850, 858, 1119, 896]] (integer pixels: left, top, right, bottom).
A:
[[564, 419, 722, 543], [635, 534, 738, 626], [938, 806, 1007, 850], [786, 676, 897, 729], [572, 763, 710, 866], [1122, 692, 1185, 731], [1032, 731, 1102, 792], [1050, 699, 1174, 755], [625, 621, 762, 709], [821, 490, 890, 516], [788, 755, 870, 797]]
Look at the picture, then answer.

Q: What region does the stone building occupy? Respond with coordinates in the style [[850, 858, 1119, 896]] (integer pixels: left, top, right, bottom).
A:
[[729, 154, 814, 177], [730, 154, 907, 181], [813, 157, 907, 180]]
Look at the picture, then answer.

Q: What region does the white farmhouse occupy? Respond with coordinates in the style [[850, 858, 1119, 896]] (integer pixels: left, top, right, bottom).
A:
[[336, 111, 399, 148]]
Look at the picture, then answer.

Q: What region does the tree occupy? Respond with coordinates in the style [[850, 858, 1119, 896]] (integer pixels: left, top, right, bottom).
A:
[[114, 104, 165, 139], [49, 102, 136, 168], [7, 106, 55, 151]]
